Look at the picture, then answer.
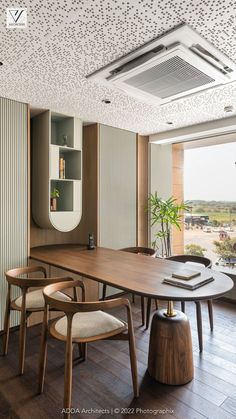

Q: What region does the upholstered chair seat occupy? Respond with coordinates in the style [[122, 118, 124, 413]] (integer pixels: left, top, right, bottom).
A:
[[38, 279, 139, 417], [53, 311, 126, 340], [13, 289, 71, 310]]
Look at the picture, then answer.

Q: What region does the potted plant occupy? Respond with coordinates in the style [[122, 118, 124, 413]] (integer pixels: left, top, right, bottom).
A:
[[50, 188, 60, 211], [149, 192, 190, 257]]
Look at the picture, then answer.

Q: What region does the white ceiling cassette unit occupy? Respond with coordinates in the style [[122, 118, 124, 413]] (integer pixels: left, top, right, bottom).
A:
[[87, 24, 236, 105]]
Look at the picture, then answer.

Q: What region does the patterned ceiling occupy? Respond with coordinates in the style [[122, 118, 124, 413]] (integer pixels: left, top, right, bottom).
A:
[[0, 0, 236, 135]]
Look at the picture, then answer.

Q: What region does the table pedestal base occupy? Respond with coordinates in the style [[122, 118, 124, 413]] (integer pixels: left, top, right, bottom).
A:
[[148, 309, 194, 385]]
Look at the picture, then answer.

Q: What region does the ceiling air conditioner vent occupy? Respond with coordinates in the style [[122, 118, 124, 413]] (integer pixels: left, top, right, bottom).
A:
[[124, 56, 215, 99], [87, 24, 236, 105]]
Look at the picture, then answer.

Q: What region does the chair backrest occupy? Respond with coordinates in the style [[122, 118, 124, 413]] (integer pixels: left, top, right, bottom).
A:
[[43, 280, 130, 314], [167, 255, 212, 268], [43, 281, 130, 343], [121, 247, 156, 257], [5, 265, 76, 289]]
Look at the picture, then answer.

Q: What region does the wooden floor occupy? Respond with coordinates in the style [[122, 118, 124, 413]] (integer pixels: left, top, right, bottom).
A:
[[0, 298, 236, 419]]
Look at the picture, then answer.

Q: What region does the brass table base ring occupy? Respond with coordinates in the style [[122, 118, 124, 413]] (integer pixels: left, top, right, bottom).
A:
[[164, 300, 177, 317]]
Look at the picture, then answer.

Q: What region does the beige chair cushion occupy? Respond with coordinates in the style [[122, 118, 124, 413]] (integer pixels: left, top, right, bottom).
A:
[[14, 289, 71, 309], [54, 311, 125, 339]]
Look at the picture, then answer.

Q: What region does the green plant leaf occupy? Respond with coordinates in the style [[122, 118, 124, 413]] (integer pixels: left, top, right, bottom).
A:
[[148, 193, 191, 256]]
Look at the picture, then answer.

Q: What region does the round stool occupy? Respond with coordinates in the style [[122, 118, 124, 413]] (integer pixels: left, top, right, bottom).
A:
[[148, 309, 194, 385]]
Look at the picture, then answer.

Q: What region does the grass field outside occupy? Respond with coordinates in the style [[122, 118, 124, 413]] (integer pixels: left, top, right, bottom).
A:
[[186, 201, 236, 225], [205, 212, 236, 224]]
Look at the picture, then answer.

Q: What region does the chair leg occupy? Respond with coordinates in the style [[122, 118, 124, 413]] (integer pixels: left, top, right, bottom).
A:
[[77, 343, 82, 358], [19, 292, 27, 375], [38, 306, 49, 394], [141, 296, 145, 326], [127, 327, 139, 397], [64, 318, 73, 419], [207, 299, 214, 331], [195, 301, 203, 352], [2, 293, 11, 355], [181, 301, 185, 313], [80, 343, 87, 361], [155, 299, 158, 310], [146, 298, 151, 329], [102, 284, 107, 301]]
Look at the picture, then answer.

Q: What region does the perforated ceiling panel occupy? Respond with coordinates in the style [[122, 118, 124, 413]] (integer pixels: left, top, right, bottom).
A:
[[0, 0, 236, 134]]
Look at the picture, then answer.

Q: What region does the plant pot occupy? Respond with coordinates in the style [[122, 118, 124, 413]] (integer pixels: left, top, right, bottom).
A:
[[50, 197, 57, 211]]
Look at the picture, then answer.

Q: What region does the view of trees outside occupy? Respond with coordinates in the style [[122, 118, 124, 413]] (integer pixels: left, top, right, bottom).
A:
[[184, 143, 236, 267]]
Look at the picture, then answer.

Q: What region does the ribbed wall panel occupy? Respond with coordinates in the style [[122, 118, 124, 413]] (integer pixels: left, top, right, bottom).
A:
[[0, 97, 28, 330]]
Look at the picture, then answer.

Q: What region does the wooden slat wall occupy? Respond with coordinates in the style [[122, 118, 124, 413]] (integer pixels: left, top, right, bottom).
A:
[[172, 143, 184, 255], [99, 125, 136, 250], [0, 98, 28, 330], [136, 135, 149, 247]]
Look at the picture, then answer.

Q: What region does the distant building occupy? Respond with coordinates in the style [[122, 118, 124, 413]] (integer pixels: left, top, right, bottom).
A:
[[185, 213, 209, 226]]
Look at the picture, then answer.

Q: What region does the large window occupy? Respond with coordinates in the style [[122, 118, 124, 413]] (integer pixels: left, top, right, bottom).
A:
[[184, 142, 236, 267]]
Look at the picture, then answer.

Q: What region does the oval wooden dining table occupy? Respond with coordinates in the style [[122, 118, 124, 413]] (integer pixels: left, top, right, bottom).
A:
[[30, 245, 234, 386]]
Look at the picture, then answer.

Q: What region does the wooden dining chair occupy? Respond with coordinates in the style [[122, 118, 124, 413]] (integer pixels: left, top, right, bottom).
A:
[[2, 266, 74, 375], [102, 247, 156, 326], [39, 280, 139, 418], [167, 255, 213, 352]]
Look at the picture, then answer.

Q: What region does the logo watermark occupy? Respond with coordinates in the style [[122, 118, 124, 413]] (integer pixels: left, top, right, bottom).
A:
[[61, 407, 175, 415], [6, 8, 27, 28]]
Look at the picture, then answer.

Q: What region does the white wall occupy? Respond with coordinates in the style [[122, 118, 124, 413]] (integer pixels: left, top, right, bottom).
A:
[[149, 143, 172, 252], [99, 124, 136, 296], [0, 98, 28, 330]]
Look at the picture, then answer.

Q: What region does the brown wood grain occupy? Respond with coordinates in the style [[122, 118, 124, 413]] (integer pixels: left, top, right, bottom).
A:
[[30, 245, 233, 302], [38, 280, 139, 414], [49, 265, 99, 302], [148, 310, 194, 385], [1, 300, 236, 419], [172, 143, 184, 255], [76, 123, 99, 245], [30, 123, 99, 248], [3, 265, 74, 375]]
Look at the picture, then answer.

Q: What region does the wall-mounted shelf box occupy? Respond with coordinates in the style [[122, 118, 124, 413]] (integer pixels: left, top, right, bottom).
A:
[[32, 111, 82, 232], [50, 146, 81, 180]]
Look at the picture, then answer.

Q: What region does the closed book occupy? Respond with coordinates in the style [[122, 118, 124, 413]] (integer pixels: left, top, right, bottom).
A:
[[172, 268, 201, 280], [59, 158, 64, 169], [163, 270, 214, 290], [59, 158, 65, 179], [63, 159, 65, 178]]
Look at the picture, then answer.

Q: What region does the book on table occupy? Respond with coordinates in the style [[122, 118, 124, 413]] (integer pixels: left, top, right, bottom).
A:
[[171, 268, 201, 280], [163, 269, 214, 290]]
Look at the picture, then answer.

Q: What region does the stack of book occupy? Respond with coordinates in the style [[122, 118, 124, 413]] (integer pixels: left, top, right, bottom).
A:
[[163, 268, 214, 290]]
